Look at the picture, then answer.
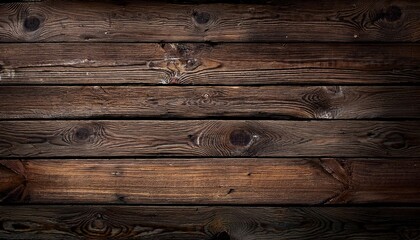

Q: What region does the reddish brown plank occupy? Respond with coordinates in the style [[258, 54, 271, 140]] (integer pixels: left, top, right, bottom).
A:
[[0, 120, 419, 157], [1, 158, 419, 204], [1, 86, 419, 119], [1, 43, 419, 84], [1, 206, 420, 239], [0, 0, 419, 42]]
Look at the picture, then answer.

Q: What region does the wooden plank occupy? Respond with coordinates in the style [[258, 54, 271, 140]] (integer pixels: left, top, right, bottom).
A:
[[1, 158, 419, 204], [1, 206, 420, 240], [1, 43, 419, 85], [0, 120, 419, 157], [1, 86, 420, 119], [0, 0, 419, 42]]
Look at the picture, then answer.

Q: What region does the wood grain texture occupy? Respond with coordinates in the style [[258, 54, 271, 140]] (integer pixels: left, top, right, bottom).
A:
[[0, 120, 419, 157], [1, 86, 420, 119], [0, 0, 419, 238], [1, 43, 419, 85], [1, 206, 420, 240], [0, 0, 419, 42], [0, 158, 419, 204]]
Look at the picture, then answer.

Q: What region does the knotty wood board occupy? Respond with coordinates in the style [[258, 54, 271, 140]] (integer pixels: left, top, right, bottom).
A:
[[1, 43, 419, 85], [1, 86, 419, 119], [0, 0, 419, 239], [1, 120, 419, 157], [0, 0, 419, 42], [1, 206, 419, 239], [1, 158, 419, 204]]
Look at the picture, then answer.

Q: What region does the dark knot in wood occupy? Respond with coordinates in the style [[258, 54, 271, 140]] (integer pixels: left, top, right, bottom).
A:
[[193, 11, 211, 24], [185, 58, 200, 70], [24, 16, 41, 32], [75, 127, 91, 141], [11, 223, 30, 230], [383, 132, 407, 150], [92, 214, 105, 229], [384, 6, 402, 22], [229, 129, 251, 147], [211, 231, 230, 240]]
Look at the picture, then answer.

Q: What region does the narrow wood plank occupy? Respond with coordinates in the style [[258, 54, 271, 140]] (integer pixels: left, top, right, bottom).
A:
[[1, 86, 419, 119], [1, 158, 419, 204], [0, 0, 419, 42], [1, 206, 420, 240], [0, 120, 419, 157], [1, 43, 419, 84]]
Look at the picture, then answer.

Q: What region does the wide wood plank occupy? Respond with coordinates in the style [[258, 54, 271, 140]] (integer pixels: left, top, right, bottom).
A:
[[1, 206, 420, 239], [0, 0, 419, 42], [0, 120, 420, 157], [0, 120, 419, 157], [1, 43, 419, 85], [1, 158, 419, 204], [1, 86, 419, 119]]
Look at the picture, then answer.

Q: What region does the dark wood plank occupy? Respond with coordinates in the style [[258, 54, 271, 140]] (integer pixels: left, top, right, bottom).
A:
[[0, 120, 419, 157], [0, 0, 419, 42], [1, 43, 419, 85], [1, 158, 419, 204], [1, 86, 419, 119], [1, 206, 420, 240]]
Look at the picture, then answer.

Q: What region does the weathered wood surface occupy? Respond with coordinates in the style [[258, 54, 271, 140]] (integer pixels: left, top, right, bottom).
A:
[[1, 206, 420, 240], [0, 0, 419, 42], [0, 121, 419, 157], [1, 158, 419, 204], [1, 43, 419, 85], [1, 86, 420, 119]]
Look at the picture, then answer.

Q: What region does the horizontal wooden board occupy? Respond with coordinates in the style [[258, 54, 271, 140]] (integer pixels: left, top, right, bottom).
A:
[[1, 120, 419, 157], [1, 158, 419, 204], [1, 43, 419, 85], [0, 0, 419, 42], [1, 86, 420, 119], [1, 206, 420, 240]]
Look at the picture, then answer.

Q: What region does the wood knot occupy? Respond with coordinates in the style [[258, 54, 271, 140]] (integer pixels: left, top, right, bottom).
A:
[[66, 210, 134, 238], [384, 6, 402, 22], [23, 16, 41, 32], [185, 58, 200, 70], [372, 6, 402, 23], [212, 231, 230, 240], [11, 223, 30, 230], [229, 129, 251, 147], [383, 132, 407, 150], [75, 127, 91, 141], [62, 123, 105, 146], [302, 89, 335, 118], [323, 86, 342, 95], [92, 214, 105, 229], [2, 221, 39, 232], [193, 11, 211, 25]]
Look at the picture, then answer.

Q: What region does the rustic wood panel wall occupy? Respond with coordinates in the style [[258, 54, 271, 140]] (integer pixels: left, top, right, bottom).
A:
[[0, 0, 419, 239]]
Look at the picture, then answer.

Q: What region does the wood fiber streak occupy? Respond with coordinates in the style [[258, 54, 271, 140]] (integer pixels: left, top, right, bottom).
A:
[[0, 43, 419, 84], [0, 0, 419, 42], [0, 121, 419, 157], [1, 86, 419, 119], [1, 206, 420, 240], [0, 158, 419, 204]]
